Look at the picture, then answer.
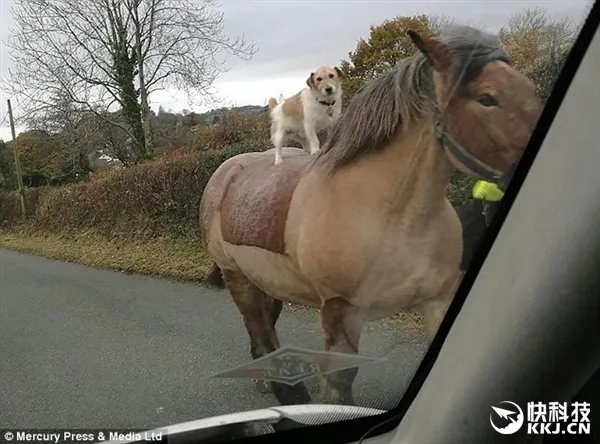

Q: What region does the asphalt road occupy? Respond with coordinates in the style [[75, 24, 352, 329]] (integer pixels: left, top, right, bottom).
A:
[[0, 248, 428, 430]]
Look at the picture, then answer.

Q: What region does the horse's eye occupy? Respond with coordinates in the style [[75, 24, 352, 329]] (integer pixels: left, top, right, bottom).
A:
[[329, 73, 334, 78], [316, 77, 322, 82], [477, 94, 498, 107]]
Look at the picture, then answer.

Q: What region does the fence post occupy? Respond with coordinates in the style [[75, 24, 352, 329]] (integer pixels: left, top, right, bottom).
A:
[[7, 99, 26, 220]]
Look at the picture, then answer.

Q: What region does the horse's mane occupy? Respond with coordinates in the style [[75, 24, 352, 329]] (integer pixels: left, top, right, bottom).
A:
[[315, 25, 510, 173]]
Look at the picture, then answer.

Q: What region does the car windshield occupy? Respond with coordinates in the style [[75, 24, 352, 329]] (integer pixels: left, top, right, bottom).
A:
[[0, 0, 594, 441]]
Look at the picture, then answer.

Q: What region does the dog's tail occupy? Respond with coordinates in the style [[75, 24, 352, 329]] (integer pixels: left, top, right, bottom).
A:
[[206, 262, 226, 288], [267, 97, 278, 111]]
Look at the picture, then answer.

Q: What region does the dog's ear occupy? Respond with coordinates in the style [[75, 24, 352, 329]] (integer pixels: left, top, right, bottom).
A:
[[306, 72, 315, 88], [334, 66, 345, 79]]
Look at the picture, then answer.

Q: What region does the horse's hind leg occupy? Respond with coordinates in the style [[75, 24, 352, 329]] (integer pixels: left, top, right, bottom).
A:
[[221, 268, 311, 405], [254, 296, 283, 394], [319, 297, 365, 405]]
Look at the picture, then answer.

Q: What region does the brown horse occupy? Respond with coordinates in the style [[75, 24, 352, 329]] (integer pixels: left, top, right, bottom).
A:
[[199, 26, 542, 407]]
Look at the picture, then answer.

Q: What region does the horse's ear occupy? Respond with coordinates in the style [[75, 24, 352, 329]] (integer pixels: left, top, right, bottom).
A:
[[334, 66, 345, 79], [407, 30, 451, 72], [306, 72, 315, 88]]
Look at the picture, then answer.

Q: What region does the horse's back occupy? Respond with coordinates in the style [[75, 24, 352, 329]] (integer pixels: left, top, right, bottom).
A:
[[200, 147, 311, 255]]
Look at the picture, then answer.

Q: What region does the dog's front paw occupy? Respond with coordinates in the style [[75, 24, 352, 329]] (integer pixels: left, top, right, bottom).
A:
[[274, 156, 283, 165], [310, 147, 320, 155]]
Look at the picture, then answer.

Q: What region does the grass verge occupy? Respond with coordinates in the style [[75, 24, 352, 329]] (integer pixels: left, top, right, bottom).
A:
[[0, 225, 213, 282]]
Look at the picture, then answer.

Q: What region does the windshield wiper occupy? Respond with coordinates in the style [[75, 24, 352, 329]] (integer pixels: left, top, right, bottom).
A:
[[96, 405, 384, 444]]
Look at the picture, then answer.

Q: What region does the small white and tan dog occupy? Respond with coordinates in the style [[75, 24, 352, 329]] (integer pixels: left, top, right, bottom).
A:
[[267, 66, 344, 165]]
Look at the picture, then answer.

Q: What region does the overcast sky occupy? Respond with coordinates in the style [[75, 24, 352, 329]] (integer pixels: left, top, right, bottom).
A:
[[0, 0, 593, 141]]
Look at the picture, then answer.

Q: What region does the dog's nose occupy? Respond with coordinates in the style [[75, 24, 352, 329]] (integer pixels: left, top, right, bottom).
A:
[[325, 86, 333, 94]]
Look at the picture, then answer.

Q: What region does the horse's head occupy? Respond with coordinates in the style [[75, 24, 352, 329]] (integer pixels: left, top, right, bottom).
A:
[[408, 26, 543, 183]]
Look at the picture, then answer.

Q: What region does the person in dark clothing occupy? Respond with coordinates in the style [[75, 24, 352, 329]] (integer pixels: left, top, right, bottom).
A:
[[456, 180, 505, 272]]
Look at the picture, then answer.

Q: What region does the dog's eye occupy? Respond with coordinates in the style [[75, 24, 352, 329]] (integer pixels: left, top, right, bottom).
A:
[[477, 94, 498, 107], [329, 73, 334, 78], [316, 77, 322, 82]]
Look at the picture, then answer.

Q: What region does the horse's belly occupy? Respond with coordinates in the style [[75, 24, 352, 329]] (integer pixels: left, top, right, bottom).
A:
[[363, 274, 450, 322], [362, 279, 422, 321], [357, 249, 458, 322], [223, 243, 320, 308]]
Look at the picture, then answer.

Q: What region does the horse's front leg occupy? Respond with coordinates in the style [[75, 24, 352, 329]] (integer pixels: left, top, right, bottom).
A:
[[319, 297, 365, 405]]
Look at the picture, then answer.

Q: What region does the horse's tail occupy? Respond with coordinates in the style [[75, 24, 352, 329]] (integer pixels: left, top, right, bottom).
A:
[[267, 97, 278, 111], [206, 262, 226, 288]]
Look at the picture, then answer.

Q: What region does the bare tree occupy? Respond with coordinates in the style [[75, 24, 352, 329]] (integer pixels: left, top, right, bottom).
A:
[[98, 121, 138, 166], [2, 0, 256, 160], [4, 1, 140, 155], [123, 0, 258, 155], [25, 91, 111, 180], [428, 14, 461, 33], [499, 8, 579, 99]]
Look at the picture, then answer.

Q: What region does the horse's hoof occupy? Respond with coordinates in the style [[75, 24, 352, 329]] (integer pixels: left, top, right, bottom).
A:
[[255, 379, 271, 394]]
